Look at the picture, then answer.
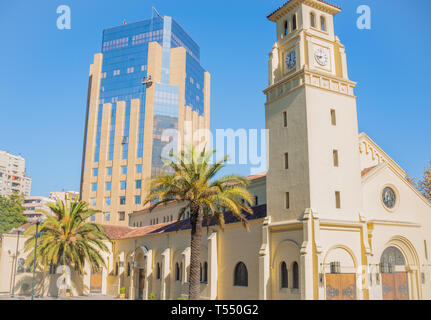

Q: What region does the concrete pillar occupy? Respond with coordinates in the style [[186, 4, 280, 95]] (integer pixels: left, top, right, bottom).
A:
[[259, 217, 271, 300], [161, 248, 170, 300], [129, 265, 135, 299], [339, 46, 348, 79], [300, 209, 314, 300], [83, 264, 91, 295], [182, 247, 190, 285], [306, 36, 314, 68], [143, 250, 152, 300], [359, 214, 371, 300], [208, 232, 218, 300], [312, 212, 323, 300]]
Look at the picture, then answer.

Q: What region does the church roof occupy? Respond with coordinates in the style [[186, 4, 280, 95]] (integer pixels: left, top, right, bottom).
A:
[[247, 172, 267, 181], [104, 204, 267, 240]]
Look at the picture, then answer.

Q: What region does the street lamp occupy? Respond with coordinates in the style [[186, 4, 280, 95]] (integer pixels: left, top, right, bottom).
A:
[[30, 216, 45, 300], [11, 227, 25, 297]]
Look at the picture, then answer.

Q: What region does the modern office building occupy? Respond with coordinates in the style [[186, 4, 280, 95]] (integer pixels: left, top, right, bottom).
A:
[[0, 150, 31, 197], [80, 15, 210, 226]]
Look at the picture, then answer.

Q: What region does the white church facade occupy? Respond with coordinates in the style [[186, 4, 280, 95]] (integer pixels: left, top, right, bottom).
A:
[[1, 0, 430, 300]]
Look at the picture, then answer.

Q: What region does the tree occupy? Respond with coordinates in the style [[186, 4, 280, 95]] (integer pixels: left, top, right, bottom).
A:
[[23, 198, 110, 274], [418, 160, 431, 201], [145, 147, 254, 300], [0, 194, 27, 234]]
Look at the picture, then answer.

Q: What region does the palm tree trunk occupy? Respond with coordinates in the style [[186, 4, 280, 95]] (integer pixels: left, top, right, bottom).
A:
[[189, 205, 203, 300]]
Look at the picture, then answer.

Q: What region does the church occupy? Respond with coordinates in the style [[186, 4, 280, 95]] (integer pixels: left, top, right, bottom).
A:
[[1, 0, 430, 300]]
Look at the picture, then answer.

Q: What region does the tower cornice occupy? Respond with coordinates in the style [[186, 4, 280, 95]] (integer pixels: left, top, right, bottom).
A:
[[263, 67, 356, 105], [267, 0, 341, 22]]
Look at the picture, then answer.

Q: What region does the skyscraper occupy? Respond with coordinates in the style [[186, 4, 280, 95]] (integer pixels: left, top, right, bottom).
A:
[[80, 15, 210, 226]]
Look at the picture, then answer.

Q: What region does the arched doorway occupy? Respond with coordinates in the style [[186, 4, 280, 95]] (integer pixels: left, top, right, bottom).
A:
[[324, 246, 357, 300], [133, 246, 149, 300], [380, 246, 409, 300]]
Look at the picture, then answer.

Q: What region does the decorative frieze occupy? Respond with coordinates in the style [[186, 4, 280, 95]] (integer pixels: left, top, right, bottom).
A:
[[265, 69, 355, 103]]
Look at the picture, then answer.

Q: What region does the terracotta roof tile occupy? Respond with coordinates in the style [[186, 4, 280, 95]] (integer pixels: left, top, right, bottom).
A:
[[247, 172, 267, 181], [103, 225, 133, 240], [6, 223, 33, 234], [115, 204, 267, 240]]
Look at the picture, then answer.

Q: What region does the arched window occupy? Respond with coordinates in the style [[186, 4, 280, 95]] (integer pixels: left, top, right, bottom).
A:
[[234, 262, 248, 287], [127, 262, 131, 277], [200, 263, 202, 282], [310, 12, 316, 28], [280, 262, 288, 288], [284, 20, 288, 36], [292, 262, 299, 289], [292, 14, 297, 31], [203, 262, 208, 283], [175, 263, 180, 281], [156, 263, 161, 279], [320, 16, 326, 31], [380, 246, 406, 273]]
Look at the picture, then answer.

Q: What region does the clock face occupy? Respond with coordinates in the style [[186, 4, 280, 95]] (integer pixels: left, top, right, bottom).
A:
[[285, 50, 296, 69], [382, 187, 396, 209], [314, 47, 329, 66]]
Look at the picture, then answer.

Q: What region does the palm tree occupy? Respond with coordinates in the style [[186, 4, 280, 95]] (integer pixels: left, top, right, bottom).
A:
[[24, 198, 110, 276], [145, 147, 254, 300]]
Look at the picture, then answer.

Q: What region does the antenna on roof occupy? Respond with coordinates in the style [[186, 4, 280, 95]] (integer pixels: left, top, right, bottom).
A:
[[152, 6, 161, 18]]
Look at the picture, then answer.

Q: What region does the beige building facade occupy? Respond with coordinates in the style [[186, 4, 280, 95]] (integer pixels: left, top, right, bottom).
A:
[[0, 150, 31, 197], [0, 0, 430, 300], [23, 196, 52, 219], [22, 191, 80, 219]]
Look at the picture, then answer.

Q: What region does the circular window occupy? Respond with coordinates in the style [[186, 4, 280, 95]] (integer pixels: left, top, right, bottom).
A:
[[382, 187, 396, 209]]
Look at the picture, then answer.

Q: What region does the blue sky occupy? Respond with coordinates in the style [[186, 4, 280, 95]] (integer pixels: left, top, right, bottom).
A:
[[0, 0, 430, 197]]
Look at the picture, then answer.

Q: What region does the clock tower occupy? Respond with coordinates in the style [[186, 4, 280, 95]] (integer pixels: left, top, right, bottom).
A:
[[264, 0, 363, 223]]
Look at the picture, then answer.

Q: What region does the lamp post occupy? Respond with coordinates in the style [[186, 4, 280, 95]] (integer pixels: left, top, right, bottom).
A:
[[30, 216, 45, 300], [11, 227, 25, 297]]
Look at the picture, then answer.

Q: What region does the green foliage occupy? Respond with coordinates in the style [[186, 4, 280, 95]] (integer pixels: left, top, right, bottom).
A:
[[418, 160, 431, 201], [149, 293, 156, 300], [0, 194, 27, 234], [23, 197, 111, 273], [120, 287, 126, 294], [177, 297, 187, 300], [145, 146, 254, 231]]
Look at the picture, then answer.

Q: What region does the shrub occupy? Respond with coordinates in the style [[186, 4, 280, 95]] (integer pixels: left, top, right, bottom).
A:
[[120, 287, 126, 294], [149, 293, 156, 300]]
